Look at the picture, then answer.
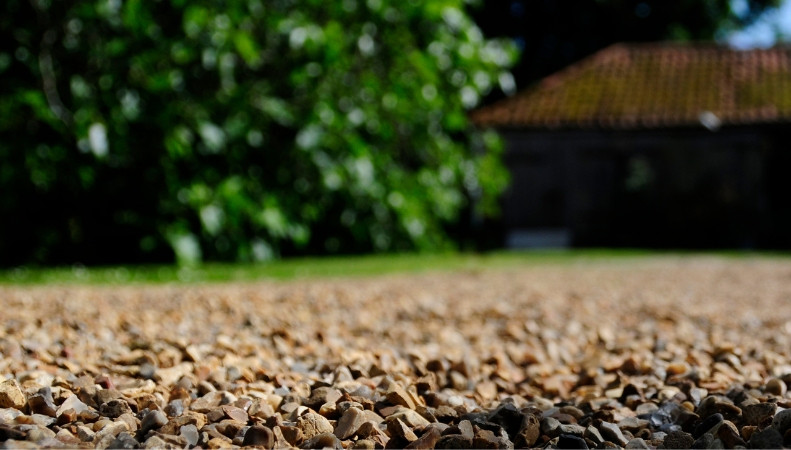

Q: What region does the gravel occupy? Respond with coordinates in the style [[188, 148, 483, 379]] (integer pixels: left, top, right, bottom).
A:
[[1, 257, 791, 448]]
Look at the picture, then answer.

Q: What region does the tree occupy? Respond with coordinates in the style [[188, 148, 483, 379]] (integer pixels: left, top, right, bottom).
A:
[[0, 0, 517, 266], [471, 0, 780, 96]]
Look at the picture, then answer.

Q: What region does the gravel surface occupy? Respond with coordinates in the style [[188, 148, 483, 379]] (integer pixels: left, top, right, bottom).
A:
[[2, 257, 791, 449]]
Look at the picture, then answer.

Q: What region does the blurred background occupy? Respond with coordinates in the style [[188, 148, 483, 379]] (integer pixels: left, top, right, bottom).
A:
[[1, 0, 789, 267]]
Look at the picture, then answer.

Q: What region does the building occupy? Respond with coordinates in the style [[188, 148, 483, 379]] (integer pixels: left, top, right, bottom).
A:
[[472, 42, 791, 249]]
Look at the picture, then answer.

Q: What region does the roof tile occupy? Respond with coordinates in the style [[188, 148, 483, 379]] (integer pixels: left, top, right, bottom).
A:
[[471, 42, 791, 129]]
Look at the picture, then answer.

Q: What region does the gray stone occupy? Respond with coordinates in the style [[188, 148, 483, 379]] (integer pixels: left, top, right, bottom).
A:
[[771, 407, 791, 434], [180, 424, 200, 447], [108, 431, 139, 449], [541, 416, 562, 438], [335, 406, 366, 439], [598, 421, 629, 446], [584, 425, 605, 447], [141, 409, 168, 432], [56, 395, 90, 417], [624, 437, 649, 449], [749, 427, 784, 449], [559, 423, 585, 436]]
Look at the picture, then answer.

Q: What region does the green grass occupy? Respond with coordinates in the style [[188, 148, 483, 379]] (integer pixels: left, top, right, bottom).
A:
[[0, 249, 786, 285]]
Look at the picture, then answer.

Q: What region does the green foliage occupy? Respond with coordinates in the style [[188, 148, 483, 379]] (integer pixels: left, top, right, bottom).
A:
[[0, 0, 516, 265]]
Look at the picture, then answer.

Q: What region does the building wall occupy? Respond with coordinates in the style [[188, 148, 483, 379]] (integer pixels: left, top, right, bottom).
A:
[[500, 126, 779, 249]]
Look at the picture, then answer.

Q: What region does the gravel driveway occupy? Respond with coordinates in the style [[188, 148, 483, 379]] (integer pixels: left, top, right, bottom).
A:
[[1, 256, 791, 448]]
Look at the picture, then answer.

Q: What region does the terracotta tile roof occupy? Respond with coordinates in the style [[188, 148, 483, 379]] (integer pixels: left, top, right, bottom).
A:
[[471, 42, 791, 130]]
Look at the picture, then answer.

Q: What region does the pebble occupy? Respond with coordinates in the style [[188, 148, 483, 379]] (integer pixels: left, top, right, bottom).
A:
[[334, 405, 366, 439], [27, 387, 57, 417], [749, 427, 784, 449], [0, 379, 25, 409], [766, 377, 787, 396], [296, 411, 334, 439], [299, 432, 342, 449], [743, 402, 776, 426], [242, 425, 274, 447], [599, 421, 629, 446], [140, 409, 168, 432], [558, 433, 589, 449]]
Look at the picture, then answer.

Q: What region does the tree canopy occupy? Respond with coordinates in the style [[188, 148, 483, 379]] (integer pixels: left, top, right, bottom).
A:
[[0, 0, 517, 266]]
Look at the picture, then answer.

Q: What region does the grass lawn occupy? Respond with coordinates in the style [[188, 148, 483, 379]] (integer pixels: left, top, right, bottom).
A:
[[0, 249, 787, 285]]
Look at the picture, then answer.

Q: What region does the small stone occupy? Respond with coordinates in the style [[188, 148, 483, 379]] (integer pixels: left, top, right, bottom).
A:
[[190, 391, 226, 413], [771, 408, 791, 434], [207, 436, 233, 448], [693, 413, 723, 438], [387, 417, 418, 442], [221, 404, 248, 422], [27, 388, 57, 417], [598, 421, 628, 446], [242, 425, 274, 448], [435, 434, 473, 449], [143, 435, 168, 449], [279, 424, 304, 446], [25, 426, 56, 443], [472, 428, 510, 449], [141, 409, 168, 432], [625, 437, 649, 449], [76, 425, 95, 442], [405, 426, 442, 450], [514, 411, 541, 448], [215, 419, 246, 438], [558, 433, 589, 449], [299, 432, 342, 449], [0, 379, 25, 409], [108, 431, 139, 449], [542, 417, 562, 438], [0, 423, 27, 441], [749, 427, 784, 449], [56, 395, 90, 417], [766, 378, 788, 396], [743, 402, 776, 427], [386, 382, 416, 410], [585, 424, 606, 447], [304, 387, 342, 411], [353, 439, 376, 449], [164, 399, 185, 417], [99, 399, 132, 418], [54, 428, 81, 445], [663, 430, 694, 449], [181, 424, 201, 447], [560, 423, 586, 436], [487, 403, 524, 437], [335, 406, 367, 439], [296, 411, 334, 439], [716, 420, 745, 448], [457, 420, 475, 440], [386, 409, 431, 428]]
